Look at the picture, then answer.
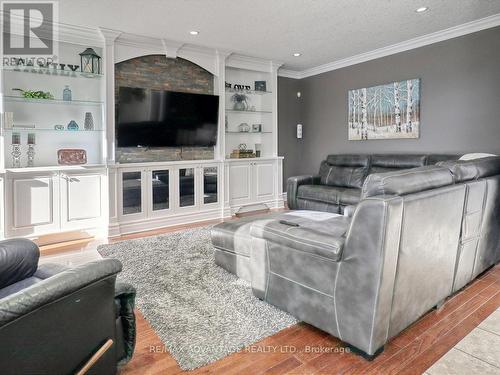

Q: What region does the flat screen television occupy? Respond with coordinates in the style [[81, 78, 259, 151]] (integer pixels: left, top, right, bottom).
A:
[[116, 87, 219, 147]]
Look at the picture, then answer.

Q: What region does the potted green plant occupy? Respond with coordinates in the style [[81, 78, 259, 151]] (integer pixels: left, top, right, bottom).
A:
[[12, 88, 54, 100]]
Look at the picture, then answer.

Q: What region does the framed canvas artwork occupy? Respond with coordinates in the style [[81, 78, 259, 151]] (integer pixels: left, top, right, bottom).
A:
[[348, 78, 420, 140]]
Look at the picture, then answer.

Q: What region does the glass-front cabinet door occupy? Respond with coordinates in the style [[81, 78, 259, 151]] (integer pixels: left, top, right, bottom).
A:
[[120, 169, 146, 220], [202, 166, 218, 205], [178, 167, 196, 209], [151, 169, 171, 213]]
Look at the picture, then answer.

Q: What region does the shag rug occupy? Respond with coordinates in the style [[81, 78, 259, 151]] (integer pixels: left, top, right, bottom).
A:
[[97, 226, 297, 370]]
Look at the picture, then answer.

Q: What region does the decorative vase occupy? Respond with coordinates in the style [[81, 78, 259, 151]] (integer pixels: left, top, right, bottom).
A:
[[27, 144, 35, 167], [233, 101, 246, 111], [63, 85, 72, 101], [67, 120, 79, 131], [11, 132, 21, 168], [84, 112, 94, 130]]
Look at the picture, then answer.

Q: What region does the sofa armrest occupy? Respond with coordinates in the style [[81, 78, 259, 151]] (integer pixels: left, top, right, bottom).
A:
[[0, 258, 121, 327], [286, 175, 321, 209], [0, 258, 122, 375], [115, 281, 137, 366], [251, 220, 344, 261]]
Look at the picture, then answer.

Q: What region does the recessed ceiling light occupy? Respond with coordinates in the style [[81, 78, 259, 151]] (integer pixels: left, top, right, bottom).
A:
[[293, 53, 301, 57], [189, 30, 199, 35], [416, 7, 429, 13]]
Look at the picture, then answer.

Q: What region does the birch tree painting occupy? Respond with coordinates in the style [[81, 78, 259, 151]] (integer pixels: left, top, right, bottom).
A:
[[348, 78, 420, 140]]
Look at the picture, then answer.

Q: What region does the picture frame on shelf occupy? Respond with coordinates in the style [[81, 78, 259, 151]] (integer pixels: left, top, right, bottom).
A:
[[254, 81, 267, 92], [252, 124, 262, 132]]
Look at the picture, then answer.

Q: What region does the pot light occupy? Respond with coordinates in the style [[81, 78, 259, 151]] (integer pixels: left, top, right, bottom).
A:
[[189, 30, 199, 35], [416, 7, 429, 13], [293, 52, 301, 57]]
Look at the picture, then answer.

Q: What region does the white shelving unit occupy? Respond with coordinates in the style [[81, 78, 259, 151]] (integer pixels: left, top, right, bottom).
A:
[[0, 28, 108, 240], [0, 22, 285, 240]]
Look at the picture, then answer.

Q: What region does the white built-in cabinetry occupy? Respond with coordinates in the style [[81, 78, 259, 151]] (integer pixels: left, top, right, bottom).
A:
[[4, 167, 106, 238], [0, 23, 284, 241]]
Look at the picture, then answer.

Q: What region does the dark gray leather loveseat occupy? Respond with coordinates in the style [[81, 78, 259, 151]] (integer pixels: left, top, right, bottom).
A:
[[0, 239, 136, 375], [287, 154, 457, 213], [212, 156, 500, 359]]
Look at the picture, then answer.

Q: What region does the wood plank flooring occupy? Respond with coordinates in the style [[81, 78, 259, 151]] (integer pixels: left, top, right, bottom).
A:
[[40, 221, 500, 375]]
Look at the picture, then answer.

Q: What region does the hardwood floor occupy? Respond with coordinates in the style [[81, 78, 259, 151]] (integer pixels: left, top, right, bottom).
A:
[[117, 264, 500, 375], [39, 222, 500, 375]]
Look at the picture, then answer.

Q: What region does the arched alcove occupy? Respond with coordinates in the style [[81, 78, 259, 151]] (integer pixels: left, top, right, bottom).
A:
[[115, 54, 215, 162]]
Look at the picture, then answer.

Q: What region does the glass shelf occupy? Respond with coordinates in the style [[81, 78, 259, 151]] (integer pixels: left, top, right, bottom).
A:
[[226, 109, 272, 114], [2, 65, 103, 79], [226, 131, 272, 134], [3, 128, 104, 133], [225, 88, 272, 95], [3, 96, 103, 106]]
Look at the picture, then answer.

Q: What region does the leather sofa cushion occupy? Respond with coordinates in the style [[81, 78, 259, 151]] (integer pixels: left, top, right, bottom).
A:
[[326, 154, 370, 167], [251, 214, 349, 261], [319, 155, 370, 189], [0, 263, 68, 300], [371, 154, 427, 169], [426, 154, 459, 165], [211, 212, 284, 256], [362, 166, 453, 198], [0, 239, 40, 290], [297, 185, 361, 205], [439, 156, 500, 182], [438, 160, 479, 182]]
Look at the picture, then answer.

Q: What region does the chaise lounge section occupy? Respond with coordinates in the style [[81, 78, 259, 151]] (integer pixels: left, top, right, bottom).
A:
[[212, 155, 500, 358]]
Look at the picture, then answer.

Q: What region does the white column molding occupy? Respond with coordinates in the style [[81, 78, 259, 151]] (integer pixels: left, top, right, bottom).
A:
[[98, 27, 122, 164], [162, 39, 185, 59], [99, 27, 122, 238]]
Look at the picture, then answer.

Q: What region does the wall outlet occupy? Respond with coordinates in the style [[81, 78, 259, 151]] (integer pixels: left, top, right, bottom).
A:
[[297, 124, 303, 139]]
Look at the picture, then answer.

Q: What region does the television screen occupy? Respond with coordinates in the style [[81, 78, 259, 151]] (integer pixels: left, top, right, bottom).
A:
[[117, 87, 219, 147]]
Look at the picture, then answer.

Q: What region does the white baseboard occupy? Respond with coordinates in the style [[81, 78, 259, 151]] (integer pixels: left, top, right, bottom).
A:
[[109, 208, 223, 237]]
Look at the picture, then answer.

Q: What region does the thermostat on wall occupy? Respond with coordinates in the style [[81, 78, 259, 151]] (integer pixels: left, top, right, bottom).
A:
[[297, 124, 303, 139]]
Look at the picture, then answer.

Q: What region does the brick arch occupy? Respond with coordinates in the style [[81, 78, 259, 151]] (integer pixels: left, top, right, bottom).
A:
[[114, 54, 215, 163], [115, 54, 214, 95]]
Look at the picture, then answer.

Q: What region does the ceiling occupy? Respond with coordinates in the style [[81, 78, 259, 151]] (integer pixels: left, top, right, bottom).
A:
[[59, 0, 500, 71]]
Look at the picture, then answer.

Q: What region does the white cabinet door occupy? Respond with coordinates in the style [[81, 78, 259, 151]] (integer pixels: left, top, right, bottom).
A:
[[6, 173, 60, 236], [228, 162, 252, 205], [60, 172, 104, 230], [253, 161, 276, 201]]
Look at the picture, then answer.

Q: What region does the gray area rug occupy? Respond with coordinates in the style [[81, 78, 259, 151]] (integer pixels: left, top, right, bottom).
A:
[[98, 226, 297, 370]]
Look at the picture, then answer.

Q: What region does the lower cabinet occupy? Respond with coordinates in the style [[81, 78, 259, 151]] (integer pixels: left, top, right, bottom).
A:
[[5, 169, 106, 238], [226, 158, 281, 211], [118, 162, 221, 222]]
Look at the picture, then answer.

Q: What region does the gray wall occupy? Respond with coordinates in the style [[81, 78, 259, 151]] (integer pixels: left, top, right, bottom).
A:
[[278, 26, 500, 187], [278, 77, 303, 186]]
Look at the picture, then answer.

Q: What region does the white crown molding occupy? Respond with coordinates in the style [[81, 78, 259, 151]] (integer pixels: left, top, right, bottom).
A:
[[278, 69, 303, 79], [278, 13, 500, 79], [1, 12, 103, 46], [226, 53, 276, 72]]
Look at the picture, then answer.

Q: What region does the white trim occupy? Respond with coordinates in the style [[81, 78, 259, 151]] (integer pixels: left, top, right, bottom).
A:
[[278, 69, 303, 79], [109, 208, 222, 237], [278, 13, 500, 79]]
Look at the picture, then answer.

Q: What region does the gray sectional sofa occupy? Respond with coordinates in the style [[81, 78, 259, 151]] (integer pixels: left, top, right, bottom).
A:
[[212, 155, 500, 359], [287, 154, 458, 213]]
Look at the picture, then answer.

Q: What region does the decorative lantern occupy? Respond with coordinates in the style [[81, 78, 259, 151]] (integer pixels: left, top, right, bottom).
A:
[[79, 47, 101, 75]]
